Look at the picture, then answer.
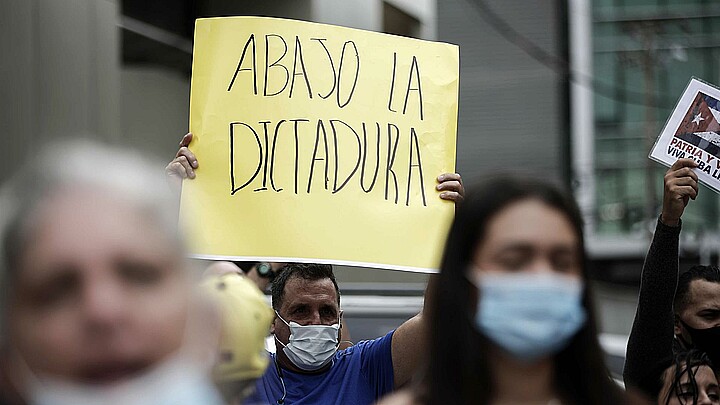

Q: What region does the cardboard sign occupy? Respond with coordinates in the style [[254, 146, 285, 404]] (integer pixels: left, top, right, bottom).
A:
[[650, 78, 720, 194], [180, 17, 459, 272]]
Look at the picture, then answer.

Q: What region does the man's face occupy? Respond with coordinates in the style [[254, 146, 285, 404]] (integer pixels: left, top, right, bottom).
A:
[[7, 190, 191, 384], [273, 276, 340, 346], [676, 279, 720, 343]]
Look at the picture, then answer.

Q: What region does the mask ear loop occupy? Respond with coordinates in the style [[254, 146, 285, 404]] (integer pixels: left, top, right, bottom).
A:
[[274, 334, 288, 349], [274, 310, 291, 327], [271, 311, 286, 403], [273, 311, 290, 350], [274, 357, 286, 405], [336, 312, 349, 348]]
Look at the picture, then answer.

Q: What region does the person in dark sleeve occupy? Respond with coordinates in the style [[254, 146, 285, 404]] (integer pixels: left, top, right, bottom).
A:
[[624, 158, 720, 399], [623, 158, 697, 397]]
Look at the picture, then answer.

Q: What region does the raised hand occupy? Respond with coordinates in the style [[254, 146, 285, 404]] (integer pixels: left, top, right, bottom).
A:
[[661, 158, 699, 226]]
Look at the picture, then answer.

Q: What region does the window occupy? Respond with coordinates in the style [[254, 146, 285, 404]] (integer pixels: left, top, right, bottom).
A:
[[592, 0, 720, 236]]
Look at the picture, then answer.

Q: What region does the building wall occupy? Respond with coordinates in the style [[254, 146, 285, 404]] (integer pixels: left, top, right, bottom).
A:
[[312, 0, 381, 31], [437, 0, 567, 184], [1, 0, 121, 184], [120, 68, 190, 161]]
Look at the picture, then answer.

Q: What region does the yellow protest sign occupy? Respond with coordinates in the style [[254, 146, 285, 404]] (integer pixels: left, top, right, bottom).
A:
[[181, 16, 458, 272]]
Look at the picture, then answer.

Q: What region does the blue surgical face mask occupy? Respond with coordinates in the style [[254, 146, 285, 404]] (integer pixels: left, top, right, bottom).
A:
[[469, 271, 587, 362]]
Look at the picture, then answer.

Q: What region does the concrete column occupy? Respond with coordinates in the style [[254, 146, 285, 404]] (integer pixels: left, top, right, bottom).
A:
[[0, 0, 120, 183], [568, 0, 596, 235]]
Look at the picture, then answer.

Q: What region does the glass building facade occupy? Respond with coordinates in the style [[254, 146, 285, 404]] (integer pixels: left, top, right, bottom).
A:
[[592, 0, 720, 238]]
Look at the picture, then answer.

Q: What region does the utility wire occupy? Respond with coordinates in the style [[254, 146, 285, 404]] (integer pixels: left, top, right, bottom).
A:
[[462, 0, 674, 109]]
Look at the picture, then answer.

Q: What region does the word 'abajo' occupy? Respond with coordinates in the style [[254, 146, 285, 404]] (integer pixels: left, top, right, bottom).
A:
[[226, 33, 425, 119], [229, 119, 427, 206]]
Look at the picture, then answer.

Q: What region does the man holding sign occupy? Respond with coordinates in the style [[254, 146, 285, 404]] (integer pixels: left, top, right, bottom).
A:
[[169, 137, 462, 405], [624, 157, 720, 399], [626, 77, 720, 399], [170, 16, 462, 404]]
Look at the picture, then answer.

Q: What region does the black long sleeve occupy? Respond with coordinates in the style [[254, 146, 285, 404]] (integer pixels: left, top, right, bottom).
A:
[[623, 217, 680, 398]]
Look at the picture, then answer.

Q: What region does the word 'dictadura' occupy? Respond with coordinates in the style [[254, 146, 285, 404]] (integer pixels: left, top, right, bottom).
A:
[[229, 118, 428, 206]]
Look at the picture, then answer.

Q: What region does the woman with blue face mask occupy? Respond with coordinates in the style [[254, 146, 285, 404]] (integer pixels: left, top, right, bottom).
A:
[[380, 177, 644, 405]]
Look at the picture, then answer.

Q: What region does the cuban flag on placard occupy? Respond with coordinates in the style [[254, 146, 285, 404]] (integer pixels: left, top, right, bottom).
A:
[[674, 92, 720, 157]]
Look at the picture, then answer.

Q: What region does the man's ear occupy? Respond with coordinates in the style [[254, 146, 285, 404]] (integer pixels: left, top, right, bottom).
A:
[[674, 313, 682, 336]]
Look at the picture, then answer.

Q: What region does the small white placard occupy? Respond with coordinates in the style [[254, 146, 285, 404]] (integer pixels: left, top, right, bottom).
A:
[[649, 77, 720, 194]]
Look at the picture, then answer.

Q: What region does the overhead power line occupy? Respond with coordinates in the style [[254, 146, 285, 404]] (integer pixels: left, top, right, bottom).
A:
[[462, 0, 674, 109]]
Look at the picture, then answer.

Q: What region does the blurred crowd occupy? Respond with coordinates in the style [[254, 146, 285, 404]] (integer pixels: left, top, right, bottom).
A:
[[0, 135, 717, 405]]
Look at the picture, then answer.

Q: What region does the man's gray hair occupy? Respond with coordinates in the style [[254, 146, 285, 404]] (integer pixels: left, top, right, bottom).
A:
[[0, 139, 183, 341]]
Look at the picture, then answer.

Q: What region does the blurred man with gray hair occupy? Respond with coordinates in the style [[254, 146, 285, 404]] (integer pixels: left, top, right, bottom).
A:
[[0, 140, 224, 405]]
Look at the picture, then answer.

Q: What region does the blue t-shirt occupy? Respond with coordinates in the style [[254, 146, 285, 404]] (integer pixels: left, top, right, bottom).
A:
[[246, 330, 395, 405]]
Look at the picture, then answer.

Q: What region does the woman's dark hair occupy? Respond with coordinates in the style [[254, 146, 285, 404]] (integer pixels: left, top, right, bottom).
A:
[[661, 349, 716, 405], [422, 176, 624, 405]]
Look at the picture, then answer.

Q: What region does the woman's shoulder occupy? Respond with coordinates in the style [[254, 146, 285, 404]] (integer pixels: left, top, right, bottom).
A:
[[376, 390, 421, 405]]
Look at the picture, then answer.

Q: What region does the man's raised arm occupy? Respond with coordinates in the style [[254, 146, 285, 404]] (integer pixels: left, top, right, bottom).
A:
[[623, 158, 698, 397], [391, 275, 436, 388]]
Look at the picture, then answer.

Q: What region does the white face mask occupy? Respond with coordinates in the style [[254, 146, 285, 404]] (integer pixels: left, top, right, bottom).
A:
[[274, 311, 340, 371], [22, 355, 225, 405]]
